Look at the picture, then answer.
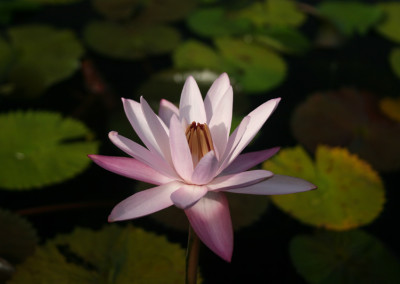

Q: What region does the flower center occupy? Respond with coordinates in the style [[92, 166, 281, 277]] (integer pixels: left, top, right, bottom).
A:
[[185, 122, 214, 166]]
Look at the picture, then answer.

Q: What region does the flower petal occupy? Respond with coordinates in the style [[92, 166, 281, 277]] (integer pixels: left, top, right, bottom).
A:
[[170, 184, 208, 209], [222, 147, 280, 175], [108, 131, 178, 179], [208, 86, 233, 159], [140, 96, 172, 163], [88, 155, 174, 185], [185, 192, 233, 262], [169, 115, 194, 182], [108, 181, 182, 221], [208, 170, 273, 191], [191, 151, 219, 184], [204, 73, 230, 122], [159, 99, 179, 126], [179, 76, 207, 123], [225, 98, 281, 166], [122, 98, 165, 158], [224, 174, 317, 195]]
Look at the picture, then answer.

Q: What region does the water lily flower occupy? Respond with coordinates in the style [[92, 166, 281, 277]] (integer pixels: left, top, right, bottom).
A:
[[89, 73, 316, 262]]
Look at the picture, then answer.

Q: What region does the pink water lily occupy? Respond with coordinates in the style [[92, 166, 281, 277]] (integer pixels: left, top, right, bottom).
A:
[[89, 73, 316, 262]]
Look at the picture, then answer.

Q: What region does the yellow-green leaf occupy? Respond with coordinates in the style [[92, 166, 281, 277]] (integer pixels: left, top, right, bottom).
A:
[[9, 225, 197, 284], [376, 2, 400, 43], [263, 146, 385, 230], [389, 47, 400, 79]]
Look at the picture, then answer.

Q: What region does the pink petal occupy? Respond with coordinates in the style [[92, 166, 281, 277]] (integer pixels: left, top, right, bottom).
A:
[[108, 131, 178, 179], [179, 76, 207, 124], [222, 147, 280, 175], [170, 184, 208, 209], [89, 155, 173, 185], [169, 115, 194, 182], [185, 192, 233, 262], [224, 174, 317, 195], [191, 151, 219, 184], [204, 73, 231, 122], [226, 98, 281, 166], [217, 116, 250, 174], [122, 98, 165, 158], [140, 97, 173, 164], [208, 170, 273, 191], [108, 181, 182, 221], [208, 86, 233, 159], [159, 99, 179, 126]]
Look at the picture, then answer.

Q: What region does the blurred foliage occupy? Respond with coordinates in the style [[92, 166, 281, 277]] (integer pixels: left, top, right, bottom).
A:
[[83, 21, 181, 60], [0, 1, 40, 25], [0, 111, 98, 190], [264, 146, 385, 230], [291, 89, 400, 172], [380, 97, 400, 123], [0, 25, 83, 97], [9, 225, 196, 284], [317, 1, 383, 36], [375, 2, 400, 43], [0, 209, 37, 282], [389, 47, 400, 79], [290, 230, 400, 284]]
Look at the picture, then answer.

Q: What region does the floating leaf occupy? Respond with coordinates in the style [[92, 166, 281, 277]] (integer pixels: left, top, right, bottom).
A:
[[0, 111, 98, 190], [135, 0, 197, 23], [291, 89, 400, 172], [318, 1, 383, 36], [255, 26, 310, 54], [215, 37, 286, 93], [237, 0, 306, 28], [389, 47, 400, 79], [290, 230, 400, 284], [83, 21, 181, 60], [380, 97, 400, 123], [91, 0, 140, 20], [0, 209, 38, 264], [9, 225, 196, 284], [264, 146, 385, 230], [173, 40, 224, 71], [187, 8, 251, 37], [376, 2, 400, 43], [3, 25, 83, 97]]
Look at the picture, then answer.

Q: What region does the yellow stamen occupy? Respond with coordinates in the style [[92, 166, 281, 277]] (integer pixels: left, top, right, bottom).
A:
[[185, 122, 214, 166]]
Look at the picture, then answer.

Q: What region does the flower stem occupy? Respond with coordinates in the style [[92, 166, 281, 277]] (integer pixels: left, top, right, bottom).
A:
[[186, 225, 200, 284]]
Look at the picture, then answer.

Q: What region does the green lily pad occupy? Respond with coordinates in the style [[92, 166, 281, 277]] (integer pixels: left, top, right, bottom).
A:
[[187, 8, 252, 37], [91, 0, 140, 21], [83, 21, 181, 60], [0, 111, 98, 190], [135, 0, 197, 23], [173, 40, 224, 71], [389, 47, 400, 79], [215, 37, 286, 93], [0, 209, 38, 264], [380, 97, 400, 123], [376, 2, 400, 43], [291, 89, 400, 172], [290, 230, 400, 284], [9, 225, 196, 284], [318, 1, 383, 36], [237, 0, 306, 28], [255, 26, 310, 54], [263, 146, 385, 230], [2, 25, 83, 97]]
